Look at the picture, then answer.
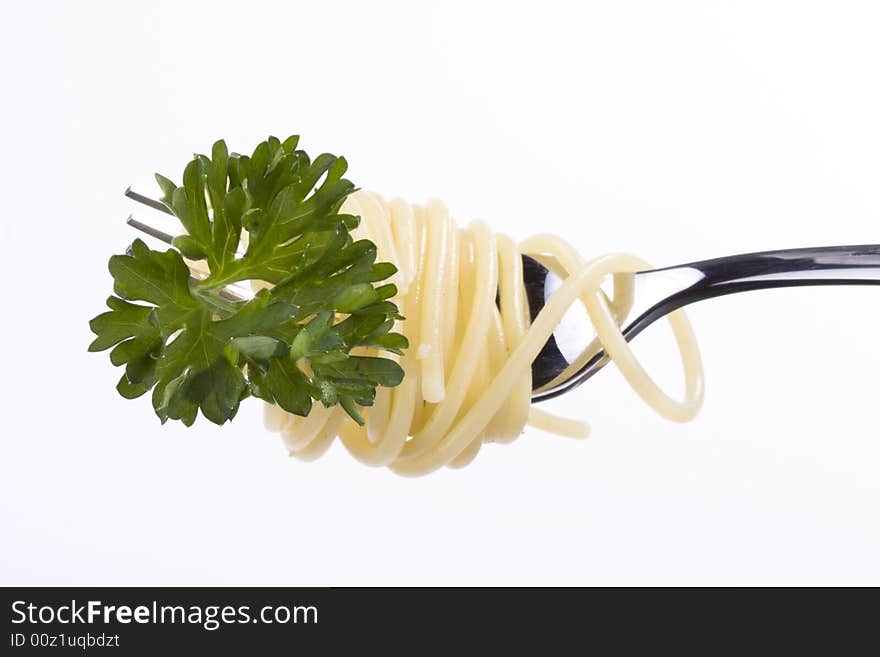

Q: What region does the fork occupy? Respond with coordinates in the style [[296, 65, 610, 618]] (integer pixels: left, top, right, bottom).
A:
[[123, 188, 880, 404]]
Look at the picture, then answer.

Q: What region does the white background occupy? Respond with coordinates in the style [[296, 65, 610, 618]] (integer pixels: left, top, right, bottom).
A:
[[2, 1, 879, 585]]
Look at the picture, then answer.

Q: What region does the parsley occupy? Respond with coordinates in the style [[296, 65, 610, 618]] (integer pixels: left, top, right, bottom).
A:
[[89, 136, 407, 426]]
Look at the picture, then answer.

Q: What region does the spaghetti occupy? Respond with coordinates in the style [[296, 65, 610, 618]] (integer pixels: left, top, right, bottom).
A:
[[262, 191, 704, 476]]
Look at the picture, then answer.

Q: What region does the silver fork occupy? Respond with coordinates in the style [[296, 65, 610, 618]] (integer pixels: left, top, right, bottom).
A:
[[123, 188, 880, 403]]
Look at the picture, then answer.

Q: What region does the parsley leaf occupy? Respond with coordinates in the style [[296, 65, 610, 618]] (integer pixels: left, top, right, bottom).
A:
[[89, 136, 408, 426]]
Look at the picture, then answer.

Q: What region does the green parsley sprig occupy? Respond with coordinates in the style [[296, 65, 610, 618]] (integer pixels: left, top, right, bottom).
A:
[[89, 136, 408, 426]]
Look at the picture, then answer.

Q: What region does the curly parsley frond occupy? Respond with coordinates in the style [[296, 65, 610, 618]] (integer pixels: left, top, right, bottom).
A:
[[89, 136, 407, 426]]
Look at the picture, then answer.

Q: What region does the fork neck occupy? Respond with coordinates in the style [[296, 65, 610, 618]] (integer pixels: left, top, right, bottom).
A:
[[531, 244, 880, 401]]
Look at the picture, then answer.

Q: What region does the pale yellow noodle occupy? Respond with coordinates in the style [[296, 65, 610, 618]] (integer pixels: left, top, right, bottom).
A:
[[261, 191, 705, 476]]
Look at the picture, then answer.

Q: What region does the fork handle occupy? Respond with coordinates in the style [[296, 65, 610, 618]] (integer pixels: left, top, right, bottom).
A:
[[652, 244, 880, 317]]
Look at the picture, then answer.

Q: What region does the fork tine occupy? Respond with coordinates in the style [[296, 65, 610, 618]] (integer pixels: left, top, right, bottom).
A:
[[125, 186, 174, 215], [126, 215, 174, 245]]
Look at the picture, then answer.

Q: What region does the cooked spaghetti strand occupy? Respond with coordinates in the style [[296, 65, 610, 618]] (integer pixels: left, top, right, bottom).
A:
[[261, 191, 704, 476]]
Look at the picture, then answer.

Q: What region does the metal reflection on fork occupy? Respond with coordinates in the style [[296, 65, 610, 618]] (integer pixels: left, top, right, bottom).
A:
[[123, 187, 880, 403]]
